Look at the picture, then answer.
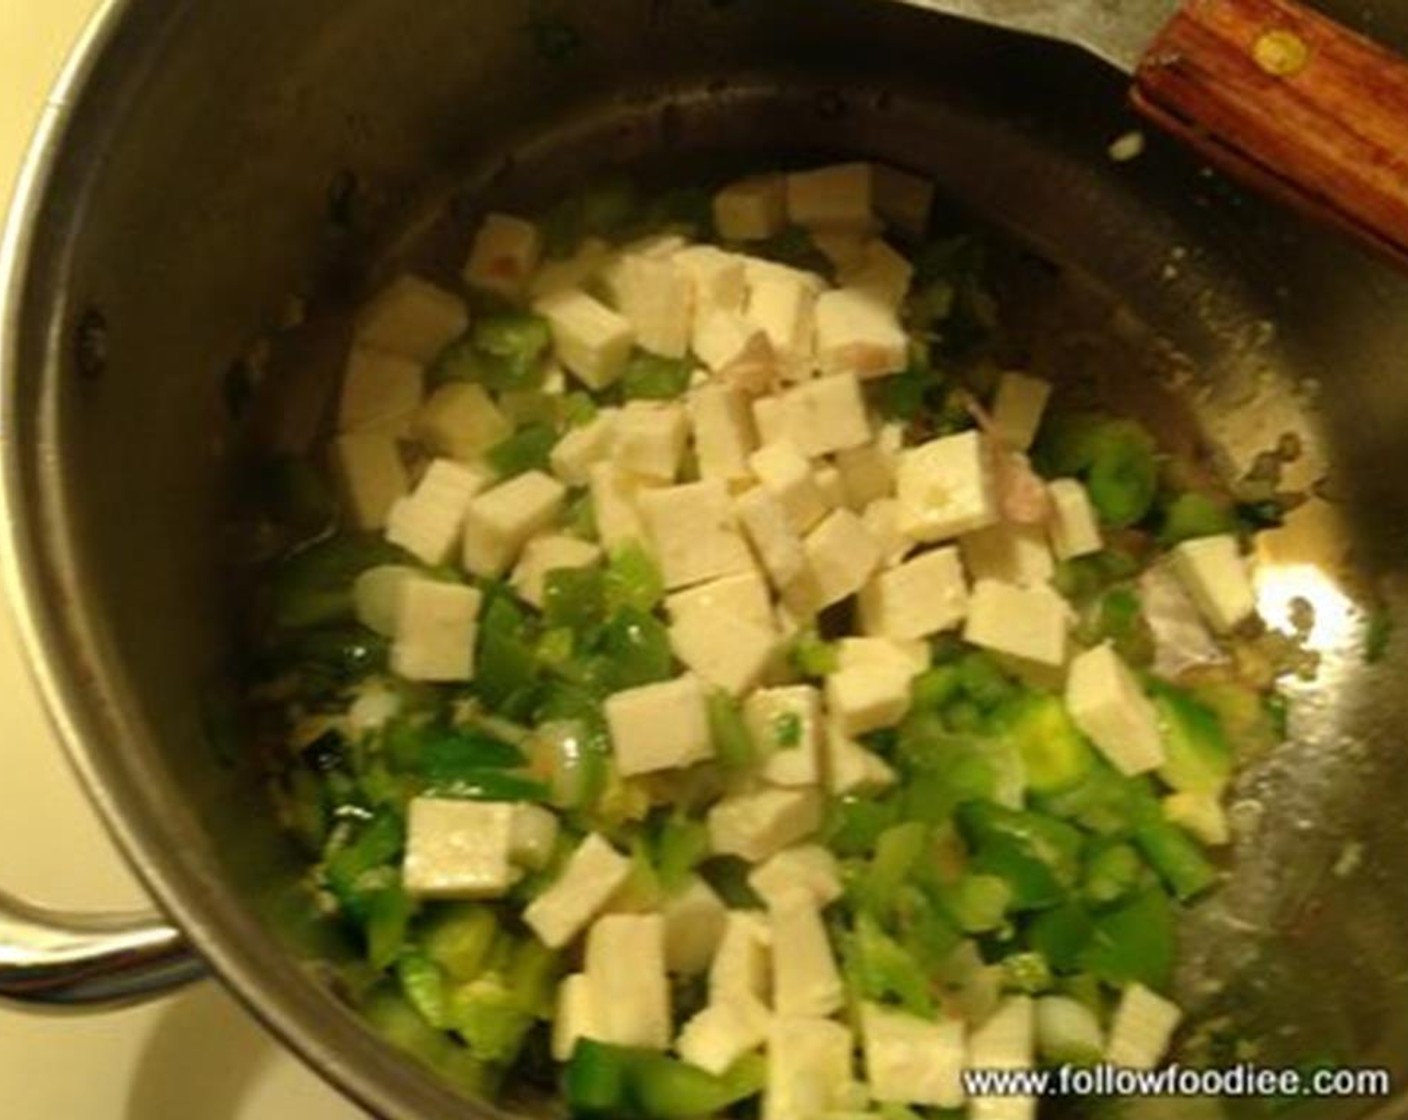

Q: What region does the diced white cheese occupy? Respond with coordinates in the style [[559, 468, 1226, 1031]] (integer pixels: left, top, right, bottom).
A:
[[1106, 983, 1182, 1069], [862, 497, 915, 568], [781, 373, 873, 456], [770, 888, 844, 1017], [509, 534, 602, 609], [964, 579, 1069, 668], [709, 910, 772, 1007], [814, 289, 908, 379], [1035, 995, 1105, 1064], [550, 408, 619, 486], [355, 275, 468, 364], [638, 479, 756, 590], [1163, 791, 1230, 847], [390, 578, 483, 682], [825, 722, 898, 795], [413, 382, 513, 463], [1066, 642, 1165, 776], [613, 400, 689, 483], [338, 346, 423, 435], [750, 441, 829, 533], [677, 999, 769, 1076], [533, 288, 635, 390], [862, 1002, 966, 1109], [873, 164, 935, 238], [708, 787, 823, 862], [674, 245, 748, 315], [746, 280, 817, 382], [403, 798, 515, 899], [786, 162, 874, 230], [662, 877, 729, 975], [553, 973, 600, 1061], [814, 464, 846, 511], [386, 459, 490, 565], [836, 636, 930, 678], [688, 383, 758, 483], [714, 174, 787, 241], [799, 508, 883, 610], [991, 372, 1052, 452], [604, 674, 713, 776], [612, 253, 694, 359], [812, 229, 871, 271], [746, 685, 824, 787], [896, 430, 999, 542], [858, 546, 968, 640], [826, 663, 912, 736], [838, 239, 915, 310], [524, 833, 632, 949], [667, 569, 775, 632], [670, 610, 781, 697], [332, 431, 409, 530], [752, 393, 791, 446], [464, 213, 541, 299], [736, 485, 807, 591], [509, 804, 561, 871], [968, 997, 1037, 1120], [462, 470, 567, 577], [1171, 534, 1257, 633], [960, 520, 1055, 587], [353, 565, 418, 637], [765, 1017, 856, 1120], [692, 307, 764, 375], [588, 462, 654, 550], [748, 845, 842, 908], [836, 439, 898, 510], [584, 913, 672, 1049], [530, 237, 613, 300], [1047, 479, 1104, 560]]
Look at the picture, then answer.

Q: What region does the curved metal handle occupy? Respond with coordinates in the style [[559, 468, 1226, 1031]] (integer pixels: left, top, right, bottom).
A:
[[0, 889, 204, 1012]]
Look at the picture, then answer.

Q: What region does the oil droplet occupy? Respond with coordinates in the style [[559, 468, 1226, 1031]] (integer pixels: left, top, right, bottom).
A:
[[1253, 29, 1311, 77]]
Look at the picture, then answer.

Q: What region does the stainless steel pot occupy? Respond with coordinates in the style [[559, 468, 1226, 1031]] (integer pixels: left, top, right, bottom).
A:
[[6, 0, 1408, 1116]]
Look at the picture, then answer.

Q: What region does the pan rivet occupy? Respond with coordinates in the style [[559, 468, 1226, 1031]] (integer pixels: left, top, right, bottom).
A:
[[1253, 29, 1310, 77], [74, 307, 108, 381]]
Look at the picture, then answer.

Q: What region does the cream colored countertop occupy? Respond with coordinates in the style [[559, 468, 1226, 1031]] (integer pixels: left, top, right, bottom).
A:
[[0, 1, 359, 1115]]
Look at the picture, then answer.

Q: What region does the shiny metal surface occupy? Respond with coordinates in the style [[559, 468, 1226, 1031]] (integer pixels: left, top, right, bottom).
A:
[[3, 0, 1408, 1117], [882, 0, 1179, 71]]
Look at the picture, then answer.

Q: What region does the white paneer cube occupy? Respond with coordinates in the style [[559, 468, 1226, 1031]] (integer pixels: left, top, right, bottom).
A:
[[462, 470, 567, 578], [747, 273, 817, 378], [863, 1003, 966, 1109], [714, 174, 787, 241], [510, 534, 602, 609], [862, 497, 915, 568], [670, 610, 780, 697], [614, 400, 689, 483], [964, 578, 1070, 668], [1106, 983, 1183, 1070], [708, 788, 824, 862], [509, 804, 562, 871], [1171, 534, 1257, 633], [663, 878, 729, 975], [589, 462, 655, 550], [386, 459, 490, 565], [692, 307, 771, 379], [786, 162, 874, 230], [355, 275, 468, 364], [390, 578, 483, 682], [332, 431, 409, 530], [675, 245, 748, 315], [638, 479, 755, 590], [667, 569, 775, 632], [613, 254, 693, 359], [534, 288, 635, 390], [812, 229, 870, 271], [353, 565, 418, 637], [814, 464, 846, 511], [550, 408, 619, 486], [1065, 643, 1165, 776], [746, 686, 824, 787], [464, 213, 541, 299], [403, 799, 515, 899], [992, 372, 1052, 452], [752, 394, 791, 446], [859, 547, 969, 640], [584, 913, 671, 1049], [814, 289, 908, 379], [765, 1017, 856, 1120], [677, 999, 769, 1077], [553, 973, 600, 1061], [736, 485, 807, 591], [825, 721, 898, 795], [836, 636, 930, 678], [873, 164, 935, 238], [604, 675, 713, 776], [836, 439, 897, 510], [413, 382, 513, 463], [688, 383, 758, 483], [781, 374, 873, 456], [1035, 996, 1105, 1064], [750, 442, 829, 533], [710, 911, 772, 1007], [968, 997, 1036, 1119], [339, 347, 423, 435], [748, 845, 842, 908], [524, 833, 631, 949], [961, 520, 1055, 588], [826, 664, 912, 736], [839, 239, 915, 310], [1047, 478, 1103, 560], [1163, 791, 1230, 847], [531, 237, 612, 300], [770, 889, 844, 1018], [801, 508, 883, 610], [896, 430, 999, 543]]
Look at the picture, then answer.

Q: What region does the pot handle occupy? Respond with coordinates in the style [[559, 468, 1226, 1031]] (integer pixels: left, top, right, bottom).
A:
[[0, 889, 204, 1012], [1133, 0, 1408, 268]]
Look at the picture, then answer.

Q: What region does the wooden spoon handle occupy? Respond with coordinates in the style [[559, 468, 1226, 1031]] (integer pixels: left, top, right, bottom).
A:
[[1132, 0, 1408, 266]]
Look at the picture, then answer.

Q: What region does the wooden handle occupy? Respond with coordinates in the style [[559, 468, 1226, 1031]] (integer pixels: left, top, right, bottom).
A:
[[1133, 0, 1408, 267]]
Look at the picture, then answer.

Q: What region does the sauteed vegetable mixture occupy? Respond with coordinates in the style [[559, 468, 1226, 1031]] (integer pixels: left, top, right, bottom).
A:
[[252, 163, 1288, 1118]]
